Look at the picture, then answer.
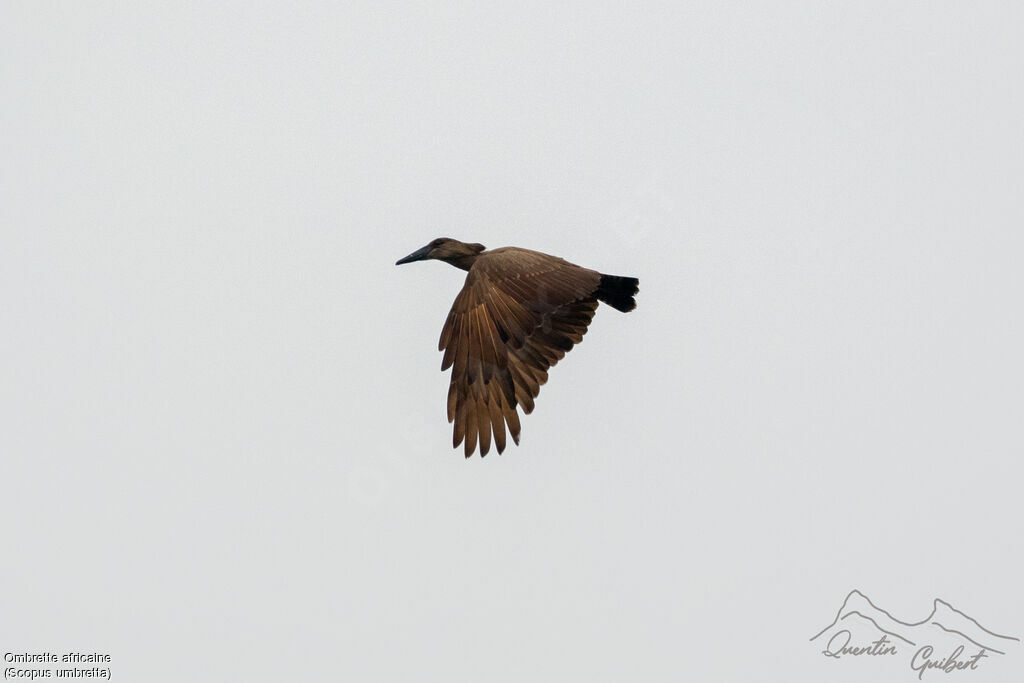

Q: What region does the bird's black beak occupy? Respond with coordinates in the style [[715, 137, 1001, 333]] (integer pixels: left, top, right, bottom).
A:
[[395, 244, 433, 265]]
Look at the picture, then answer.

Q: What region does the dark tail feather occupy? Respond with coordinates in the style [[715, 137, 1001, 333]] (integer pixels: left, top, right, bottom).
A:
[[596, 274, 639, 312]]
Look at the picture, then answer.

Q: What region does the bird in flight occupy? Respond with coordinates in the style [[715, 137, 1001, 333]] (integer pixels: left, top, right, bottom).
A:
[[396, 238, 638, 457]]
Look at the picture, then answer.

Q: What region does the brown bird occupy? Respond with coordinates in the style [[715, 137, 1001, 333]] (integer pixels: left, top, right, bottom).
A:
[[396, 238, 638, 457]]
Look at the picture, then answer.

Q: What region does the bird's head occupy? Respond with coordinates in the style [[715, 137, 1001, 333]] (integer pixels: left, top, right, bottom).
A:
[[395, 238, 485, 269]]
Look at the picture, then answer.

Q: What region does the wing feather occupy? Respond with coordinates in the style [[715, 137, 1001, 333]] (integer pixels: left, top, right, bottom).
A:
[[439, 249, 602, 456], [463, 399, 477, 457], [477, 392, 492, 456], [489, 386, 507, 454]]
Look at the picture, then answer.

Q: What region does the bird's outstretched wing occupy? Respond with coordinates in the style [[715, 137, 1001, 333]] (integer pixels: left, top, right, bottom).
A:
[[438, 249, 601, 456]]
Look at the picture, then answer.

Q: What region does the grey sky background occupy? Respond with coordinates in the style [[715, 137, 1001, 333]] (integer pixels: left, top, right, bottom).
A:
[[2, 2, 1022, 681]]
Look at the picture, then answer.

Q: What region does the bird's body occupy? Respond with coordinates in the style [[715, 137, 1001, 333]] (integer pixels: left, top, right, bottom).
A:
[[396, 238, 638, 457]]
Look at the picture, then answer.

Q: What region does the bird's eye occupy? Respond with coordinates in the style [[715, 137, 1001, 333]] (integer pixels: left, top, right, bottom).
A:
[[432, 240, 443, 247]]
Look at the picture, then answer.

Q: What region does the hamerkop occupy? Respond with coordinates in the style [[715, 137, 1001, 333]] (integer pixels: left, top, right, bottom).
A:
[[396, 238, 639, 457]]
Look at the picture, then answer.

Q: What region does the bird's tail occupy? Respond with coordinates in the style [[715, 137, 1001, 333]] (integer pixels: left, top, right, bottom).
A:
[[596, 274, 639, 312]]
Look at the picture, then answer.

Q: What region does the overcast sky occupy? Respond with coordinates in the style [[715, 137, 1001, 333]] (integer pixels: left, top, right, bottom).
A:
[[2, 3, 1022, 681]]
